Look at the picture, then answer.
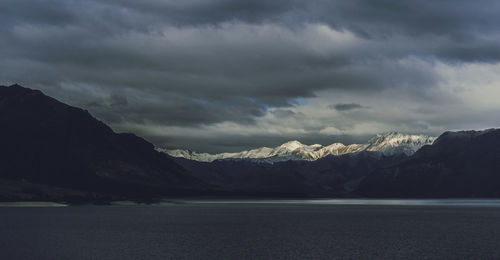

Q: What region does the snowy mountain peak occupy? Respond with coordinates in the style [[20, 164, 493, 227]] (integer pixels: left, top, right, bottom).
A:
[[279, 140, 304, 150], [159, 133, 436, 162], [368, 132, 434, 146], [365, 132, 436, 155]]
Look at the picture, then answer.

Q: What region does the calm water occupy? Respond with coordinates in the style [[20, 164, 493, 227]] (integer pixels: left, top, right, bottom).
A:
[[180, 198, 500, 207], [2, 200, 500, 259]]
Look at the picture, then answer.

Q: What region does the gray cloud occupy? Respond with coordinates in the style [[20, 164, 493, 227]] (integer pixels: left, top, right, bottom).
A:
[[1, 0, 500, 152], [329, 103, 368, 111]]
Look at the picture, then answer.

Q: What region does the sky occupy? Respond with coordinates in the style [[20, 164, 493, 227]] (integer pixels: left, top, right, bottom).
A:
[[2, 0, 500, 153]]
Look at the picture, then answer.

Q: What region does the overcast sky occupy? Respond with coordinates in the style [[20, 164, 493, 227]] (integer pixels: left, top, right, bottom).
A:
[[2, 0, 500, 152]]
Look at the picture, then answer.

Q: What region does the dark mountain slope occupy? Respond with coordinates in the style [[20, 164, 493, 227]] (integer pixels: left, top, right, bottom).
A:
[[358, 129, 500, 197], [0, 84, 206, 201], [173, 152, 407, 197]]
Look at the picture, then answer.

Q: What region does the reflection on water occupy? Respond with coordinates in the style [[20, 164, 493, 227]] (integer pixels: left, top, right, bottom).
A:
[[180, 199, 500, 207]]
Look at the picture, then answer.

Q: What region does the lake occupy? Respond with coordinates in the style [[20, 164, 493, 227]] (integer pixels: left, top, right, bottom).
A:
[[1, 199, 500, 259]]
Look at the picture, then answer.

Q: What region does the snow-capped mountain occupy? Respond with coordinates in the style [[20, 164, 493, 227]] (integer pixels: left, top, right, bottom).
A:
[[363, 132, 437, 155], [158, 132, 436, 162]]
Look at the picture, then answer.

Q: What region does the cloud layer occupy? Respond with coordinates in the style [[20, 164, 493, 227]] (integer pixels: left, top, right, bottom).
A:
[[2, 0, 500, 152]]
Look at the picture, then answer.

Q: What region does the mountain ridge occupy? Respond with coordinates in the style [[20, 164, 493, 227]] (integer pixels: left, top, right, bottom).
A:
[[159, 132, 436, 162]]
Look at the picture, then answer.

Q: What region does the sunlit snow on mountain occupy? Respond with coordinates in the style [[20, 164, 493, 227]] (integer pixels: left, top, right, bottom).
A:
[[158, 132, 436, 162]]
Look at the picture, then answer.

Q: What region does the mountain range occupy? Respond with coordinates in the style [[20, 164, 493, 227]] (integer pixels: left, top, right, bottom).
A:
[[1, 84, 500, 201], [160, 133, 436, 162], [171, 151, 408, 197]]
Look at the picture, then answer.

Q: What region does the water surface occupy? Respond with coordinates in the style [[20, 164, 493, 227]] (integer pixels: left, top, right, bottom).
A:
[[1, 200, 500, 259], [179, 198, 500, 207]]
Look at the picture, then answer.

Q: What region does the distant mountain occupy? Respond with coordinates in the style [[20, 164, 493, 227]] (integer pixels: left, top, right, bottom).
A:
[[170, 129, 500, 198], [172, 151, 407, 197], [160, 132, 436, 162], [0, 84, 207, 202], [358, 129, 500, 197]]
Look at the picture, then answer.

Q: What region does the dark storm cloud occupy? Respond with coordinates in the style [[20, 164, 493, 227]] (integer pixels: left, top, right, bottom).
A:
[[106, 0, 301, 26], [329, 103, 368, 111], [1, 0, 500, 152], [98, 95, 266, 126], [313, 1, 500, 37]]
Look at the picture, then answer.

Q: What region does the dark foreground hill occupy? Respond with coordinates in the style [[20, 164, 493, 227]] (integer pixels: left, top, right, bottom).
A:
[[358, 129, 500, 197], [0, 84, 207, 202]]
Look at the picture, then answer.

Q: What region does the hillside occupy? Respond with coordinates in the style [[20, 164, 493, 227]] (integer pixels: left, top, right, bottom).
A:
[[0, 84, 207, 202], [358, 129, 500, 197]]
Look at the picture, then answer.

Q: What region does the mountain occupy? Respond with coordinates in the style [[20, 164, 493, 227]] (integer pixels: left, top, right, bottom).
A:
[[160, 132, 436, 162], [358, 129, 500, 197], [0, 84, 207, 202], [172, 151, 407, 197]]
